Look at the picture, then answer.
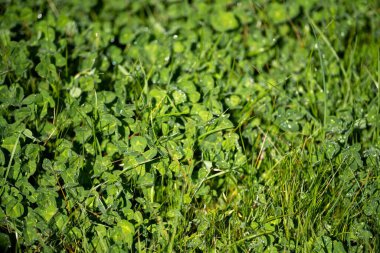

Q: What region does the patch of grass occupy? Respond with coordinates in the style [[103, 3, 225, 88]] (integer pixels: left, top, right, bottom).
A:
[[0, 0, 379, 252]]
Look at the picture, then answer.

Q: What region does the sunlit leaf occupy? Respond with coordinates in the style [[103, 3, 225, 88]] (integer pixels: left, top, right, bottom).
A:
[[210, 11, 239, 32]]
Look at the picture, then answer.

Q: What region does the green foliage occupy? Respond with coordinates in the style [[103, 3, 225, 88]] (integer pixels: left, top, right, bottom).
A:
[[1, 0, 379, 252]]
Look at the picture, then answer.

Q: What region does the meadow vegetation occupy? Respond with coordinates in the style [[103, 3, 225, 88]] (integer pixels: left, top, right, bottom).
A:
[[0, 0, 379, 252]]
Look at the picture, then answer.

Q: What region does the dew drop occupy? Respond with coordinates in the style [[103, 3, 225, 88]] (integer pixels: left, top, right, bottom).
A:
[[173, 34, 178, 39], [37, 13, 43, 19]]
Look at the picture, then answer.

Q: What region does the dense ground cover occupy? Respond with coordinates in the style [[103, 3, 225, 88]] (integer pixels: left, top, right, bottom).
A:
[[1, 0, 379, 252]]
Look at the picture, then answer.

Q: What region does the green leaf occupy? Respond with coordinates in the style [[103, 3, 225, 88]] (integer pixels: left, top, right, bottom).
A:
[[39, 122, 57, 141], [79, 76, 95, 91], [210, 11, 239, 32], [80, 52, 97, 70], [325, 141, 340, 160], [94, 155, 112, 177], [54, 52, 66, 67], [172, 89, 187, 105], [349, 221, 373, 242], [14, 107, 33, 122], [22, 94, 39, 105], [143, 148, 157, 160], [363, 198, 379, 216], [106, 142, 119, 156], [70, 86, 82, 98], [23, 128, 39, 142], [74, 125, 92, 144], [130, 136, 147, 153], [0, 149, 5, 166], [225, 95, 241, 109], [6, 199, 24, 218], [37, 200, 58, 222], [137, 172, 154, 188], [98, 113, 121, 135], [110, 220, 134, 247], [107, 45, 123, 64], [0, 232, 11, 252], [149, 88, 167, 102], [35, 60, 58, 81], [0, 85, 24, 106], [279, 120, 299, 132], [118, 219, 135, 236], [55, 213, 69, 231], [166, 140, 183, 160], [1, 134, 21, 154], [332, 240, 346, 253], [267, 3, 288, 24], [192, 104, 213, 123], [119, 26, 134, 44], [177, 81, 200, 103], [97, 91, 116, 104]]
